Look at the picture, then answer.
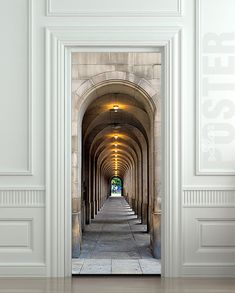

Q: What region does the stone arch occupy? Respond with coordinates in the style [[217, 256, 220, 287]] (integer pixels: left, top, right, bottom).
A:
[[71, 70, 162, 259]]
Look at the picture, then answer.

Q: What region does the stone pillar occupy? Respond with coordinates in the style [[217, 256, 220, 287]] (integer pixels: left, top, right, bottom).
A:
[[151, 115, 162, 259], [95, 198, 98, 215], [135, 199, 138, 215], [86, 201, 91, 224], [81, 200, 86, 231], [131, 198, 136, 211], [147, 204, 152, 232], [151, 211, 161, 259], [141, 202, 148, 225], [72, 197, 81, 258], [137, 200, 142, 218], [90, 201, 95, 219], [71, 95, 82, 258]]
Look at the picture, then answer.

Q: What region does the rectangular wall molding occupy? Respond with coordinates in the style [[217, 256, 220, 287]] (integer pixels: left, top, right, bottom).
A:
[[0, 219, 32, 249], [181, 263, 235, 277], [0, 207, 45, 276], [46, 0, 182, 17], [183, 188, 235, 207], [196, 0, 235, 174], [182, 208, 235, 276], [0, 188, 45, 207], [199, 219, 235, 248], [0, 0, 33, 176]]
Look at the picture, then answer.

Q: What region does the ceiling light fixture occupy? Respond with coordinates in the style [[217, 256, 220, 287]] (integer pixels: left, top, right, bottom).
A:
[[113, 105, 119, 112]]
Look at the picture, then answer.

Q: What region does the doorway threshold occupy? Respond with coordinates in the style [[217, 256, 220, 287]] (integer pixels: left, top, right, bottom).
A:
[[72, 258, 161, 275]]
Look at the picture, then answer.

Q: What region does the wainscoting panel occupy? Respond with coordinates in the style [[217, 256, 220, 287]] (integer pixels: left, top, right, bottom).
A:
[[0, 0, 32, 175], [196, 0, 235, 174], [47, 0, 182, 17], [0, 220, 32, 249], [0, 188, 46, 276], [182, 205, 235, 276], [0, 208, 45, 262], [200, 220, 235, 247]]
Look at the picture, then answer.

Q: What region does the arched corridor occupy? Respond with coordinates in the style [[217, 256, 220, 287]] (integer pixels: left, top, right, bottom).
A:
[[71, 52, 162, 274], [81, 91, 153, 228]]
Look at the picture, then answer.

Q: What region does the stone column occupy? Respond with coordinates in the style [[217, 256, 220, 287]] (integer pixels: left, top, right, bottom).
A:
[[151, 189, 161, 258], [151, 210, 161, 258], [151, 116, 161, 259], [141, 200, 148, 225], [72, 197, 81, 257], [86, 201, 91, 224], [71, 94, 82, 258], [141, 149, 148, 225]]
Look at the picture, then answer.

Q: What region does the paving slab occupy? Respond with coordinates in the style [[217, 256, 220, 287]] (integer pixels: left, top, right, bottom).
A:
[[80, 259, 111, 274], [139, 259, 161, 274], [112, 259, 142, 274]]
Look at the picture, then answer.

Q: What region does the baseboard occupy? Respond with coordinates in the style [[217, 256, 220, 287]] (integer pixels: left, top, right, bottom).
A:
[[0, 264, 47, 277], [181, 263, 235, 277]]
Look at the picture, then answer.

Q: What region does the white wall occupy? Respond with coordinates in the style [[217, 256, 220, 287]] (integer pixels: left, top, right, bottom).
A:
[[0, 0, 234, 277]]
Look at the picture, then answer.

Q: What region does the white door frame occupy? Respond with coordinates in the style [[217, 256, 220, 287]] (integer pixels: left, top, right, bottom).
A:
[[45, 26, 182, 277]]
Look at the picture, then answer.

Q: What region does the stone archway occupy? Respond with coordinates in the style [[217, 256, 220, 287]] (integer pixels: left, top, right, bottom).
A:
[[71, 67, 162, 263]]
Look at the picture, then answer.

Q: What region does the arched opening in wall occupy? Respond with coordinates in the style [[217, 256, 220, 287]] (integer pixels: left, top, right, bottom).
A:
[[71, 52, 162, 275], [110, 177, 122, 197]]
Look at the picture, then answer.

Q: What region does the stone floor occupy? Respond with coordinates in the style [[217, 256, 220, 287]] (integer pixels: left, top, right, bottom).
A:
[[72, 195, 161, 274]]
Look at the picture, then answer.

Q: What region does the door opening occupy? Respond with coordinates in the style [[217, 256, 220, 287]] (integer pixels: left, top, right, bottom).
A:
[[71, 52, 162, 275]]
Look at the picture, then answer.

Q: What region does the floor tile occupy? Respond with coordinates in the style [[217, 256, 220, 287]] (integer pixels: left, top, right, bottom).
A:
[[80, 259, 111, 274], [72, 259, 84, 274], [139, 259, 161, 274], [112, 259, 142, 274]]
